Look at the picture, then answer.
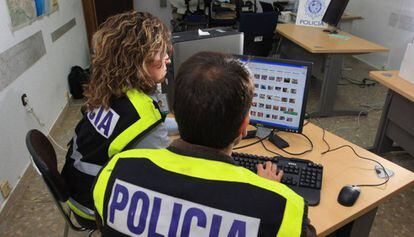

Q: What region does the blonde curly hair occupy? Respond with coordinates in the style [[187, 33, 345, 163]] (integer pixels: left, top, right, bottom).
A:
[[84, 11, 171, 109]]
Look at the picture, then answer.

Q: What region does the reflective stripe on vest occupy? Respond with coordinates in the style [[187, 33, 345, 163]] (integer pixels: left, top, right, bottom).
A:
[[67, 198, 95, 220], [107, 90, 162, 158], [70, 135, 102, 176], [93, 149, 305, 237]]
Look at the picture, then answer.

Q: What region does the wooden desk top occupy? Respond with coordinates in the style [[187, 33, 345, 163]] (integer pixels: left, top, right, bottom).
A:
[[276, 24, 389, 54], [237, 123, 414, 236], [289, 12, 363, 22], [369, 70, 414, 102]]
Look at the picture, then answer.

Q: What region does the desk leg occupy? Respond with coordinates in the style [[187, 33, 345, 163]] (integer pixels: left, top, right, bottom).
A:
[[312, 54, 342, 117], [310, 54, 369, 118], [328, 207, 378, 237], [372, 90, 394, 155]]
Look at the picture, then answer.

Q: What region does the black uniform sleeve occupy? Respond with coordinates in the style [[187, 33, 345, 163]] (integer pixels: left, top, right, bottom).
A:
[[301, 204, 317, 237]]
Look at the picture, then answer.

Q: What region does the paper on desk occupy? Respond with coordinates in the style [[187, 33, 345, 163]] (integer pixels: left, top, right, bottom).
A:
[[198, 29, 210, 36], [329, 34, 351, 40], [400, 43, 414, 84]]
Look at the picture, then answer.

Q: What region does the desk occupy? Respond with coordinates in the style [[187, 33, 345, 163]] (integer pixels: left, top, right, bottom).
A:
[[288, 12, 363, 23], [369, 71, 414, 157], [339, 14, 364, 33], [276, 24, 389, 117], [238, 123, 414, 236]]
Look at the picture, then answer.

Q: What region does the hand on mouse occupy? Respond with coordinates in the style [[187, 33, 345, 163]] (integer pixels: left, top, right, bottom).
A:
[[257, 161, 284, 182]]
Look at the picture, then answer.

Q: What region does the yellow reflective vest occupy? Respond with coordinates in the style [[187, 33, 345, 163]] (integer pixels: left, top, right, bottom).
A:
[[62, 89, 163, 220], [93, 148, 307, 236]]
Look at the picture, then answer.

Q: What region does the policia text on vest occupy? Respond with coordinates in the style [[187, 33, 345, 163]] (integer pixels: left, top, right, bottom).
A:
[[93, 148, 307, 236]]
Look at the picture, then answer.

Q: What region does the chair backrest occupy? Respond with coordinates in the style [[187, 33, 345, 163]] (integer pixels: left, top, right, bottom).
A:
[[259, 1, 274, 12], [25, 129, 69, 202], [26, 129, 95, 233], [239, 11, 278, 38]]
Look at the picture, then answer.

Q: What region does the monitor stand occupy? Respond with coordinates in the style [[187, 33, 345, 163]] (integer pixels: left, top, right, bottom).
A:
[[323, 25, 339, 34], [256, 127, 290, 149]]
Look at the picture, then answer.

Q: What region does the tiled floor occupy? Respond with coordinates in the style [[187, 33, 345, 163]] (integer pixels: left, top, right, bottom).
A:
[[0, 56, 413, 236]]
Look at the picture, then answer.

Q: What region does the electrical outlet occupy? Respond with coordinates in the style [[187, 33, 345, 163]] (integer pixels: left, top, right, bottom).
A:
[[21, 93, 28, 107], [0, 180, 12, 199]]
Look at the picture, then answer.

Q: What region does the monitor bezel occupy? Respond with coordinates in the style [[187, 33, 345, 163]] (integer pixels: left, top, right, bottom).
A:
[[322, 0, 350, 27], [234, 55, 313, 134]]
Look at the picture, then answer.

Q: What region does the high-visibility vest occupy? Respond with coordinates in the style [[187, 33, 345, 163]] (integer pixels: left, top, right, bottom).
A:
[[62, 89, 163, 220], [93, 148, 307, 236]]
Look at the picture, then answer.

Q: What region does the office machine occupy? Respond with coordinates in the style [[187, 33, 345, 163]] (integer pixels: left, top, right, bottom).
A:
[[232, 152, 323, 206], [236, 55, 312, 148], [164, 28, 244, 109], [322, 0, 350, 34]]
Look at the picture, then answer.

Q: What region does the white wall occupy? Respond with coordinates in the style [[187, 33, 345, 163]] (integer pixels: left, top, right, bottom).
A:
[[0, 1, 89, 209], [134, 0, 172, 27], [347, 0, 414, 69]]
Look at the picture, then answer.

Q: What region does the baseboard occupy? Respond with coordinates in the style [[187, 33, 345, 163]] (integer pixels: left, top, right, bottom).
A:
[[352, 55, 384, 70], [0, 162, 31, 221], [47, 97, 72, 135]]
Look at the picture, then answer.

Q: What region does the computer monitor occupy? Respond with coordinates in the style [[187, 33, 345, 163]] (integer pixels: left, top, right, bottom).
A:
[[164, 28, 244, 110], [236, 55, 312, 148], [322, 0, 350, 34]]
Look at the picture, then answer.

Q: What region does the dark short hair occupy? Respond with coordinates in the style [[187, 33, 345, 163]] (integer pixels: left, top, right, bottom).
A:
[[173, 52, 253, 149]]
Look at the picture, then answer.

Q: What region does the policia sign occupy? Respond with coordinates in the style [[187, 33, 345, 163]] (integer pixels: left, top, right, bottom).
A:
[[296, 0, 331, 28], [94, 149, 307, 237]]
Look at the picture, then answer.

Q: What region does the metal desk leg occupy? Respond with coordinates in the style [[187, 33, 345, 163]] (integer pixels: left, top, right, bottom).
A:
[[310, 54, 368, 118], [328, 207, 378, 237], [372, 90, 394, 155]]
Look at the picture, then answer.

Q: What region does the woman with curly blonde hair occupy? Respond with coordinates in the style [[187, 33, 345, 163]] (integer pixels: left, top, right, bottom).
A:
[[61, 11, 177, 224]]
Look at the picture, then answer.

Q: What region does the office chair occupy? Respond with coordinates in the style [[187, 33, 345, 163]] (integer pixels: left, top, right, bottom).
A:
[[25, 129, 96, 237], [207, 0, 238, 27], [259, 1, 275, 12], [171, 0, 208, 32], [239, 11, 279, 56]]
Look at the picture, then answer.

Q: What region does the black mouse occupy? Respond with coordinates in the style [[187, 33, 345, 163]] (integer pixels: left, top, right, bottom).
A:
[[337, 185, 361, 206]]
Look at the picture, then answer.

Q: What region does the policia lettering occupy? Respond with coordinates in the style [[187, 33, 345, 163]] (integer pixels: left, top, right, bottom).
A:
[[108, 179, 260, 236], [94, 149, 307, 237]]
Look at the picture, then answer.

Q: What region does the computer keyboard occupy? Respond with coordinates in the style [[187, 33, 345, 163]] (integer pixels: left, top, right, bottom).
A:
[[232, 152, 323, 206]]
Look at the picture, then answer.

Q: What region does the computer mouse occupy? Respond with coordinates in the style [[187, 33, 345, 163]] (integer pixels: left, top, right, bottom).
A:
[[337, 185, 361, 207]]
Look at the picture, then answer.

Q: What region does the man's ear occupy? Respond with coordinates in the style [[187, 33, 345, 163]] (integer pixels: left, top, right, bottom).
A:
[[239, 115, 250, 138]]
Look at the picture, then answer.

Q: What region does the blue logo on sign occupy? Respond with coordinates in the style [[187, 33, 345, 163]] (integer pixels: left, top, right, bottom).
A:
[[305, 0, 325, 19]]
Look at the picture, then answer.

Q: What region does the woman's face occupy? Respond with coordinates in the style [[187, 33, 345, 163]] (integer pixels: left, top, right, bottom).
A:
[[147, 52, 171, 83]]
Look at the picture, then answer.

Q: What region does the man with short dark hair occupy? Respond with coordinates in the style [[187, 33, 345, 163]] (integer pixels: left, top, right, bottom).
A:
[[93, 52, 315, 236]]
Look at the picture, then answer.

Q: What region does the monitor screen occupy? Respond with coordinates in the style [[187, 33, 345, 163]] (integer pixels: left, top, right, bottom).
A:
[[237, 56, 312, 133], [322, 0, 350, 27]]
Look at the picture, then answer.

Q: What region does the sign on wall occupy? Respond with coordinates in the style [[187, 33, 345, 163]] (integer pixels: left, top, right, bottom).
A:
[[6, 0, 59, 30], [296, 0, 331, 28]]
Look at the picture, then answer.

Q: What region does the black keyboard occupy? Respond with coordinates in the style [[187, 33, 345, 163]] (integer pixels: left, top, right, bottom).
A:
[[232, 152, 323, 206]]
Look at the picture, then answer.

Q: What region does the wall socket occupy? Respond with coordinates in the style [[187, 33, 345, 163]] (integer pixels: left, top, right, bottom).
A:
[[0, 180, 12, 199]]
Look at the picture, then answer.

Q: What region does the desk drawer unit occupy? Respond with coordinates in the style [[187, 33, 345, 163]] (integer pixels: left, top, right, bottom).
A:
[[386, 93, 414, 156]]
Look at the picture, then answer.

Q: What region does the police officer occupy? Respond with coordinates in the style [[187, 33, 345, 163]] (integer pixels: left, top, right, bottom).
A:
[[61, 11, 176, 223], [93, 52, 316, 236]]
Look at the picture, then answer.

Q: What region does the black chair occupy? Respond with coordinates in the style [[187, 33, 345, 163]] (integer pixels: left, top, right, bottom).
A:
[[25, 129, 96, 237], [207, 0, 238, 27], [259, 1, 275, 12], [239, 11, 279, 56]]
